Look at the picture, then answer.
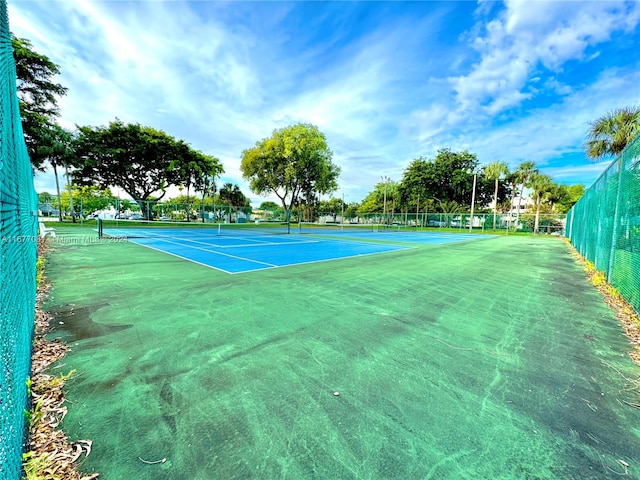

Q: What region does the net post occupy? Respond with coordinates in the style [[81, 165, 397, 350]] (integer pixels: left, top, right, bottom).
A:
[[97, 218, 103, 238], [284, 208, 290, 234]]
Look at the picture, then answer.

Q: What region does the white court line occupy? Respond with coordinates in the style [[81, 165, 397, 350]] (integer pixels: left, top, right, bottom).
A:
[[159, 235, 319, 249], [138, 237, 280, 268], [127, 241, 236, 274], [227, 245, 415, 274], [105, 228, 318, 249], [216, 240, 320, 249], [126, 234, 415, 274]]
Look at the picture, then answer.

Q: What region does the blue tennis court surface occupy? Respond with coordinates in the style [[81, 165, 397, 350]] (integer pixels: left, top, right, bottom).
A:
[[102, 226, 492, 274], [312, 229, 492, 244]]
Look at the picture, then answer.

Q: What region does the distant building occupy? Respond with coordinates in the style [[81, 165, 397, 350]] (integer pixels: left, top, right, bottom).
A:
[[508, 195, 535, 214], [90, 206, 118, 220]]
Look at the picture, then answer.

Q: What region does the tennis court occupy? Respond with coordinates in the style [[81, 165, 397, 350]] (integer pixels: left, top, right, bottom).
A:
[[99, 221, 488, 273], [43, 227, 640, 479]]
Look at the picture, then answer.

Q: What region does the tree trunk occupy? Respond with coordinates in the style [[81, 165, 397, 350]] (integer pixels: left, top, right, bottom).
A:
[[63, 161, 76, 223], [186, 183, 191, 222], [202, 191, 206, 223], [507, 181, 517, 231], [53, 163, 63, 222], [534, 194, 541, 234], [280, 196, 291, 233], [515, 181, 525, 231], [493, 177, 499, 230]]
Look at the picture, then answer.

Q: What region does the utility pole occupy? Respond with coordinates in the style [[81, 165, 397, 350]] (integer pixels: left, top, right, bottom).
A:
[[469, 172, 477, 233]]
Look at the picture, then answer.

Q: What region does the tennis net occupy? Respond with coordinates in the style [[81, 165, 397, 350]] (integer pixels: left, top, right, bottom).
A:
[[298, 222, 377, 234], [298, 222, 430, 235], [97, 219, 294, 239]]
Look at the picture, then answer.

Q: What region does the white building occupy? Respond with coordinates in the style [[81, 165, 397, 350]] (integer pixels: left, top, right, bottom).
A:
[[508, 195, 535, 214]]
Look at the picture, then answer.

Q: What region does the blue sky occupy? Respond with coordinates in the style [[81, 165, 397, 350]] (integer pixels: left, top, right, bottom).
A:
[[8, 0, 640, 206]]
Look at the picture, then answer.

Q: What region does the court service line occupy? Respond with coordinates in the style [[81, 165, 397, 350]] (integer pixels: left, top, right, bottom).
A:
[[127, 241, 238, 274], [165, 235, 319, 249], [227, 244, 416, 274], [216, 239, 320, 249], [138, 237, 280, 268]]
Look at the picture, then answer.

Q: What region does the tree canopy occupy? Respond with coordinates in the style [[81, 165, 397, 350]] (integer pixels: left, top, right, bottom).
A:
[[240, 123, 340, 218], [318, 197, 346, 214], [170, 145, 223, 204], [259, 201, 281, 211], [398, 149, 494, 212], [358, 178, 400, 215], [56, 185, 116, 215], [12, 35, 68, 169], [554, 184, 585, 214], [74, 119, 223, 204]]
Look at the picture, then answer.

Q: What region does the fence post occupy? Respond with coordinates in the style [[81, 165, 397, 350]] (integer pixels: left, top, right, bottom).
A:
[[607, 158, 624, 281]]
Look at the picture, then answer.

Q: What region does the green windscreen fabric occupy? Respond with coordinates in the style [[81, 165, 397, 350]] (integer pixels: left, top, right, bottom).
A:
[[567, 135, 640, 312], [0, 1, 39, 478]]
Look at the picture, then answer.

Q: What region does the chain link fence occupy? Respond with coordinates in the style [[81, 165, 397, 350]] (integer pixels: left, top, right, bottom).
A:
[[309, 212, 565, 234], [1, 2, 39, 477], [567, 135, 640, 312]]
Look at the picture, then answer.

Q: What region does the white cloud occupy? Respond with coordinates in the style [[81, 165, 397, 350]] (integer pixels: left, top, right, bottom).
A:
[[456, 66, 640, 178], [9, 0, 640, 206], [544, 162, 609, 185], [451, 0, 640, 118]]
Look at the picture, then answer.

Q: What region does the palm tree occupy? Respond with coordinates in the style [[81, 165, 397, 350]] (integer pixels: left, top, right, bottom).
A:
[[585, 106, 640, 161], [484, 161, 509, 230], [530, 173, 554, 234], [514, 161, 537, 231], [584, 107, 639, 278], [219, 183, 248, 208], [219, 183, 234, 206], [36, 124, 76, 222], [505, 171, 519, 230]]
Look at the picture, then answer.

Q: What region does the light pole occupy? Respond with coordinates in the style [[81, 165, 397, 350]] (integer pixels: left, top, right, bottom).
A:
[[469, 172, 477, 233], [383, 182, 387, 223]]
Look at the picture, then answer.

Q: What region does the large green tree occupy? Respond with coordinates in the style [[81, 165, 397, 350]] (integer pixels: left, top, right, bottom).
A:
[[259, 201, 280, 211], [240, 123, 340, 223], [74, 120, 222, 212], [585, 106, 640, 161], [12, 36, 68, 169], [554, 184, 584, 214], [56, 185, 116, 216], [319, 197, 345, 215], [398, 149, 480, 211], [358, 179, 396, 216]]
